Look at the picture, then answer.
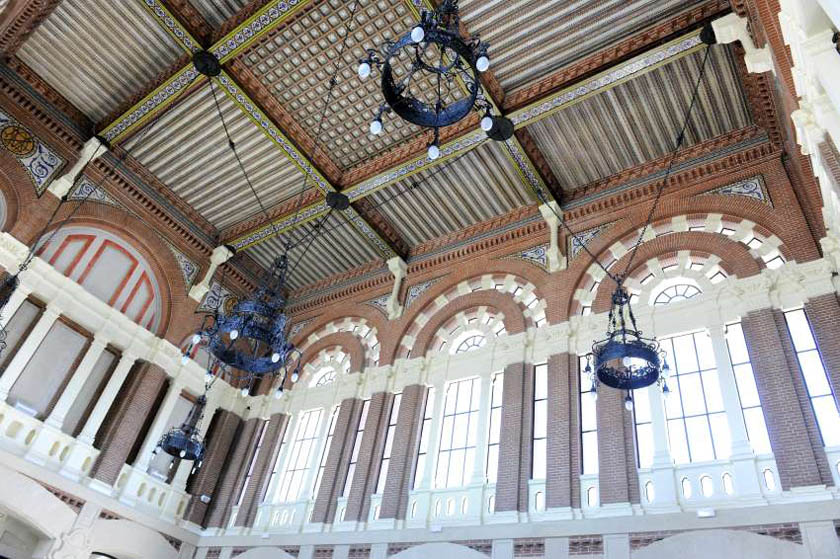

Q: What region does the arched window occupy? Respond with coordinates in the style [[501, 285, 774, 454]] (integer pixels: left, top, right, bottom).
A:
[[312, 368, 337, 387], [455, 334, 486, 354], [653, 283, 702, 306]]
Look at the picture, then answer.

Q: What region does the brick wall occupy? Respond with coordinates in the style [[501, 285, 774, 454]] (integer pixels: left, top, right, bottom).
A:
[[236, 413, 289, 527], [380, 384, 427, 520], [205, 417, 261, 528], [804, 293, 840, 409], [311, 398, 363, 524], [496, 362, 534, 513], [90, 362, 167, 485], [596, 383, 633, 505], [185, 409, 241, 525], [741, 308, 830, 489], [345, 392, 393, 522], [546, 353, 578, 509]]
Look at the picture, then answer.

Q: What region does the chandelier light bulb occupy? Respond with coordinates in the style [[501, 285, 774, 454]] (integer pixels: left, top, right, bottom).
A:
[[411, 25, 425, 43], [358, 61, 371, 79], [181, 353, 190, 365], [179, 450, 187, 458], [192, 334, 201, 345], [476, 55, 490, 72], [480, 115, 493, 132], [240, 387, 249, 397], [271, 352, 281, 363], [622, 356, 634, 368], [169, 461, 175, 470], [428, 144, 440, 160], [274, 388, 284, 400], [229, 329, 239, 340], [624, 394, 634, 411], [204, 371, 214, 384], [291, 371, 299, 383], [370, 119, 383, 135]]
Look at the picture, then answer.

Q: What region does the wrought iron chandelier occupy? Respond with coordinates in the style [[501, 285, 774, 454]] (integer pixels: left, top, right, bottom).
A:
[[358, 0, 512, 160], [154, 394, 207, 472]]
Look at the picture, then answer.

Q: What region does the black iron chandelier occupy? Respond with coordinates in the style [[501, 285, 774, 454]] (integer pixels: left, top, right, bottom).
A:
[[154, 394, 207, 471], [358, 0, 512, 159]]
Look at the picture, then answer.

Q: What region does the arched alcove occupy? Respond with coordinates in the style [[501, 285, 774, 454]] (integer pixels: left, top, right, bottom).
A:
[[390, 542, 489, 559], [632, 529, 808, 559]]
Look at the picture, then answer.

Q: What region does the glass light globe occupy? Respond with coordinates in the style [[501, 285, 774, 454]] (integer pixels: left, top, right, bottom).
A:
[[411, 25, 425, 43], [624, 395, 634, 411], [181, 354, 190, 365], [589, 389, 598, 402], [274, 388, 284, 400], [291, 371, 299, 383], [271, 352, 281, 363], [229, 329, 239, 340], [370, 119, 383, 135], [358, 61, 371, 79], [240, 387, 249, 397], [428, 144, 440, 160], [480, 115, 493, 131], [622, 356, 634, 368], [476, 55, 490, 72], [179, 450, 186, 458], [191, 334, 201, 345], [204, 371, 214, 384]]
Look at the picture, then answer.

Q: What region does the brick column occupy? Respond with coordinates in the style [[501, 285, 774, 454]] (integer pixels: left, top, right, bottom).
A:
[[311, 397, 363, 524], [596, 386, 633, 505], [546, 353, 579, 510], [90, 363, 167, 485], [185, 409, 241, 526], [804, 293, 840, 404], [495, 362, 534, 513], [742, 308, 832, 489], [345, 392, 393, 522], [205, 417, 261, 528], [380, 384, 427, 520], [235, 413, 289, 528]]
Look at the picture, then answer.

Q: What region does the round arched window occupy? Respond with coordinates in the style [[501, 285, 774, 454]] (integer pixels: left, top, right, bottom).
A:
[[653, 283, 701, 306], [455, 334, 486, 354]]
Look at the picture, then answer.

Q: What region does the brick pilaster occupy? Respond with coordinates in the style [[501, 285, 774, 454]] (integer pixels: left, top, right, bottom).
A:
[[345, 392, 393, 522], [803, 294, 840, 407], [185, 409, 241, 526], [380, 384, 427, 520], [546, 353, 578, 509], [205, 417, 261, 528], [311, 397, 363, 524], [596, 385, 633, 505], [236, 413, 289, 528], [742, 308, 832, 489], [90, 363, 167, 485], [495, 362, 534, 513]]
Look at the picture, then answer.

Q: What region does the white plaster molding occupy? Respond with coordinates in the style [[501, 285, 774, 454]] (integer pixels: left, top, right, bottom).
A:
[[538, 202, 567, 272], [48, 137, 108, 199], [711, 13, 774, 74], [189, 245, 235, 302], [386, 256, 407, 320]]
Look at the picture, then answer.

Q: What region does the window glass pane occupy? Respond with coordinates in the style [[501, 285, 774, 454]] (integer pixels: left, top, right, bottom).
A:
[[582, 431, 598, 474], [581, 396, 597, 432], [694, 331, 716, 371], [633, 387, 651, 424], [533, 439, 546, 480], [486, 446, 498, 483], [678, 373, 706, 416], [701, 370, 725, 413], [708, 413, 731, 460], [725, 323, 750, 364], [636, 423, 654, 469], [734, 364, 761, 407], [668, 419, 690, 465], [534, 400, 547, 439], [798, 351, 832, 396], [535, 364, 548, 400], [813, 396, 840, 446], [785, 309, 817, 351], [685, 416, 715, 462], [673, 335, 699, 373], [743, 408, 772, 455]]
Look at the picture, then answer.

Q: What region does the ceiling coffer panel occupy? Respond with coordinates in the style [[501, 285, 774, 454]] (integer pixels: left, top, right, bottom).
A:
[[367, 141, 532, 246], [17, 0, 184, 123], [240, 0, 466, 170], [458, 0, 708, 92], [525, 45, 753, 192], [245, 210, 382, 290], [124, 83, 307, 230], [189, 0, 250, 28]]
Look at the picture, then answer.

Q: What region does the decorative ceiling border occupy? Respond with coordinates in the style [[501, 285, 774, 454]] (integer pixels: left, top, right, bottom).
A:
[[698, 175, 771, 205], [506, 243, 549, 271], [0, 108, 65, 196]]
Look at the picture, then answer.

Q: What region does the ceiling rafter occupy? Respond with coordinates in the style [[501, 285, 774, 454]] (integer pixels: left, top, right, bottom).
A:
[[225, 24, 710, 250], [104, 0, 401, 261]]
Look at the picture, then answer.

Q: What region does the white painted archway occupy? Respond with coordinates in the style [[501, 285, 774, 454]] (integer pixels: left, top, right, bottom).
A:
[[632, 529, 808, 559], [228, 548, 295, 559], [0, 464, 75, 540], [89, 519, 178, 559], [390, 543, 488, 559]]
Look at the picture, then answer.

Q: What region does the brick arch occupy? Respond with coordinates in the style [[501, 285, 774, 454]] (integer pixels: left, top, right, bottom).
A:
[[292, 302, 387, 347], [562, 205, 795, 318], [300, 331, 366, 374], [0, 149, 54, 241], [409, 290, 528, 358], [585, 232, 763, 314], [298, 315, 381, 368]]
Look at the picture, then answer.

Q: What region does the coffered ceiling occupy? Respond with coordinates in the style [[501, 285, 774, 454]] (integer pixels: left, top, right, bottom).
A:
[[4, 0, 775, 296]]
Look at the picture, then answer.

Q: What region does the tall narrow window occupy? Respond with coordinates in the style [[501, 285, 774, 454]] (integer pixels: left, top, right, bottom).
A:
[[343, 399, 370, 497], [276, 409, 322, 503], [376, 393, 402, 494], [783, 309, 840, 446], [580, 356, 598, 474], [661, 331, 730, 464], [263, 421, 292, 503], [632, 387, 654, 468], [412, 388, 434, 489], [312, 406, 339, 497], [236, 420, 269, 507], [725, 322, 772, 454], [486, 373, 503, 483], [532, 363, 548, 479], [436, 377, 480, 488]]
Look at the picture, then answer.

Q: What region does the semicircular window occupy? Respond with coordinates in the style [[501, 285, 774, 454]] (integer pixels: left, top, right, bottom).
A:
[[653, 283, 702, 306], [455, 334, 486, 354]]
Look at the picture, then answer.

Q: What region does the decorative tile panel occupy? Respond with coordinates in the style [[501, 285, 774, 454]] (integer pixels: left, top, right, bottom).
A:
[[405, 278, 440, 308], [0, 110, 65, 196], [568, 223, 612, 260], [510, 244, 549, 270], [700, 175, 771, 205], [68, 178, 121, 208], [366, 293, 390, 315], [198, 281, 234, 312], [166, 243, 199, 289]]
